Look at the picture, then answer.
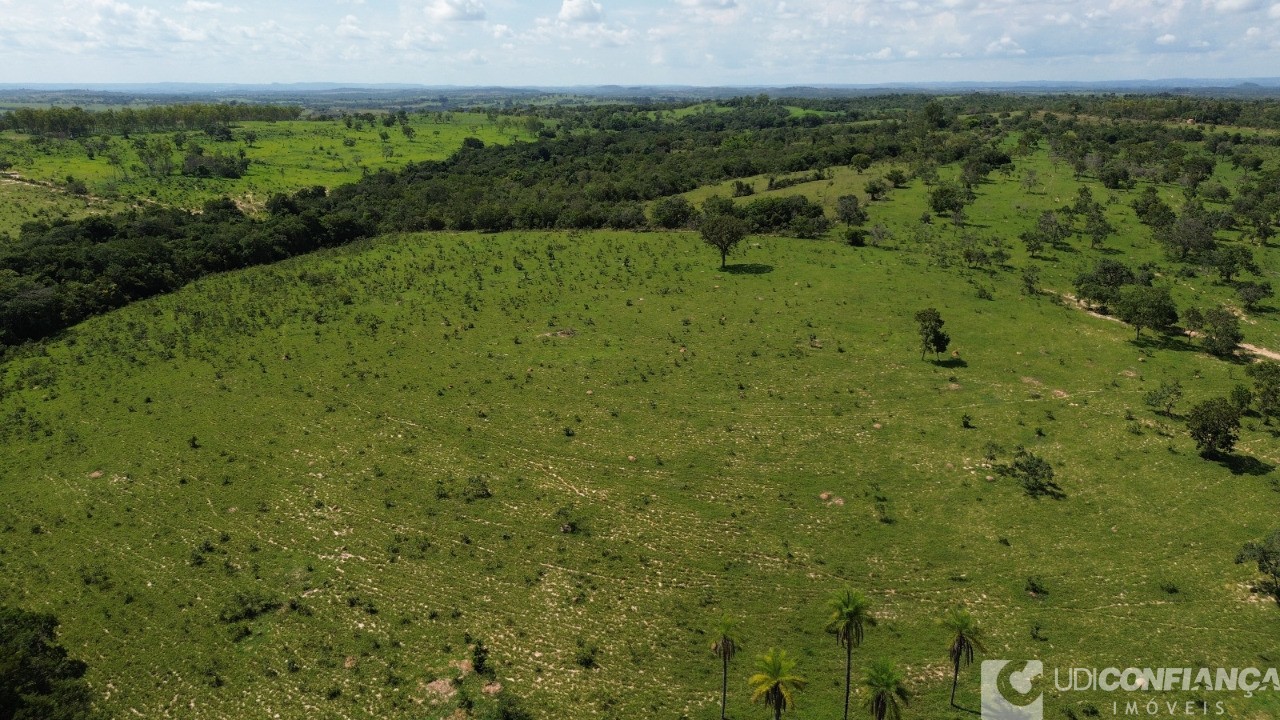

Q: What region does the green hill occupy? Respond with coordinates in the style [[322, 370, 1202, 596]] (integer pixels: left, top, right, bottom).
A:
[[2, 213, 1279, 718]]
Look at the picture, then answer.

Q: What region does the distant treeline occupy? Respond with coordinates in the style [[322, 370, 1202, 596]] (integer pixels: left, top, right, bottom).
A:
[[0, 103, 303, 138]]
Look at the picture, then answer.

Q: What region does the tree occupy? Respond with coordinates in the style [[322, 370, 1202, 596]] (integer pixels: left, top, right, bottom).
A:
[[825, 589, 876, 720], [1156, 203, 1218, 261], [1075, 257, 1136, 308], [885, 168, 908, 188], [1020, 266, 1041, 296], [651, 196, 694, 229], [1237, 529, 1280, 602], [699, 214, 749, 269], [1114, 285, 1178, 339], [1199, 307, 1243, 357], [1144, 379, 1183, 416], [1084, 207, 1114, 249], [1003, 449, 1064, 499], [927, 182, 966, 216], [863, 659, 910, 720], [942, 608, 985, 709], [748, 649, 807, 720], [1208, 245, 1258, 283], [1246, 361, 1280, 420], [709, 615, 741, 720], [864, 179, 888, 201], [913, 308, 950, 361], [0, 607, 100, 720], [836, 195, 868, 226], [1185, 397, 1241, 456], [1236, 281, 1273, 312]]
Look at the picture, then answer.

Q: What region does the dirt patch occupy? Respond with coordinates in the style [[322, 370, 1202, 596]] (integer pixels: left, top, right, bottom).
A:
[[538, 328, 577, 339], [1052, 390, 1070, 399], [424, 679, 457, 703], [1021, 376, 1043, 386], [483, 682, 503, 696]]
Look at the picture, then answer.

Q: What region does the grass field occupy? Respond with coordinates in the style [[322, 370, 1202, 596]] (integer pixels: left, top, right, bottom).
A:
[[0, 112, 539, 212], [3, 133, 1280, 718], [0, 177, 134, 237]]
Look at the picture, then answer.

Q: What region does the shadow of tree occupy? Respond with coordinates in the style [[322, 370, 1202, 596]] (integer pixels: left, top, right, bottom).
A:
[[720, 263, 774, 275], [1217, 454, 1276, 477]]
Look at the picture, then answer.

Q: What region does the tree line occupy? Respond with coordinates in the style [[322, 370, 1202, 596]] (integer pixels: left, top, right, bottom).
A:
[[0, 103, 302, 139]]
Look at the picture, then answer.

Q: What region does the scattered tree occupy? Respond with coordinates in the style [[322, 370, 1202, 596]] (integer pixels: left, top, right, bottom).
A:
[[942, 608, 985, 709], [863, 659, 910, 720], [835, 195, 868, 226], [1114, 285, 1178, 339], [1145, 379, 1183, 416], [699, 214, 750, 269], [709, 616, 741, 720], [913, 308, 951, 361], [825, 589, 876, 720], [1186, 397, 1241, 456], [1246, 361, 1280, 420], [1237, 530, 1280, 602], [1199, 307, 1243, 357], [749, 649, 807, 720]]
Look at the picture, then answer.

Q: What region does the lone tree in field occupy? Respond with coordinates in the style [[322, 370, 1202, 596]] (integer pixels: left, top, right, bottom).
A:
[[914, 308, 951, 361], [1114, 285, 1178, 340], [1144, 379, 1184, 416], [0, 607, 99, 720], [1186, 397, 1241, 457], [1237, 529, 1280, 603], [700, 214, 749, 269], [863, 658, 910, 720], [709, 615, 741, 720], [942, 608, 986, 709], [826, 589, 876, 720], [749, 648, 806, 720]]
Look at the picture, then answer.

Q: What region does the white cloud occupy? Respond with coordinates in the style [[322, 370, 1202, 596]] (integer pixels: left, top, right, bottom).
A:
[[1156, 32, 1178, 43], [559, 0, 605, 23], [1202, 0, 1262, 11], [985, 35, 1026, 55], [427, 0, 486, 22]]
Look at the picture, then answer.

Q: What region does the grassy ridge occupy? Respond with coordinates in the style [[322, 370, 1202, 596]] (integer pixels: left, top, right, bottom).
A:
[[2, 163, 1279, 720]]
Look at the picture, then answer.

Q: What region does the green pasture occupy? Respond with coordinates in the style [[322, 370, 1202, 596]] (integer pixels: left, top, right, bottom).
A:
[[2, 210, 1279, 719]]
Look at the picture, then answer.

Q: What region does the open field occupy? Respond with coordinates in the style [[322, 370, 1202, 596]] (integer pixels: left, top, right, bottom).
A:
[[0, 176, 134, 237], [3, 181, 1280, 718], [0, 112, 539, 212]]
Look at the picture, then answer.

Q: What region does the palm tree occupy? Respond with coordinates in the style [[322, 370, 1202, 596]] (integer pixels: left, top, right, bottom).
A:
[[825, 588, 876, 720], [942, 607, 986, 708], [863, 658, 910, 720], [710, 615, 741, 720], [749, 648, 807, 720]]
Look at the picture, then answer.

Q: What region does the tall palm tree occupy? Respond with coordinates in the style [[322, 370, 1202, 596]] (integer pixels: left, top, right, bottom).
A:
[[825, 588, 876, 720], [749, 648, 807, 720], [863, 658, 910, 720], [710, 614, 741, 720], [942, 607, 987, 708]]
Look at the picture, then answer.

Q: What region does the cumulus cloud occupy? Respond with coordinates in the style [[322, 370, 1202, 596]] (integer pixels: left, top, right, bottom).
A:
[[427, 0, 486, 22], [559, 0, 605, 23]]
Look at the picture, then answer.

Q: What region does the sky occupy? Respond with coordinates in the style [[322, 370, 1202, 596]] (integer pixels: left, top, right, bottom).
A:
[[1, 0, 1279, 86]]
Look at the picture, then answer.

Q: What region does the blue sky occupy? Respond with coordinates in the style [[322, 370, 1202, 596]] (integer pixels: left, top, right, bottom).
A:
[[1, 0, 1278, 85]]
